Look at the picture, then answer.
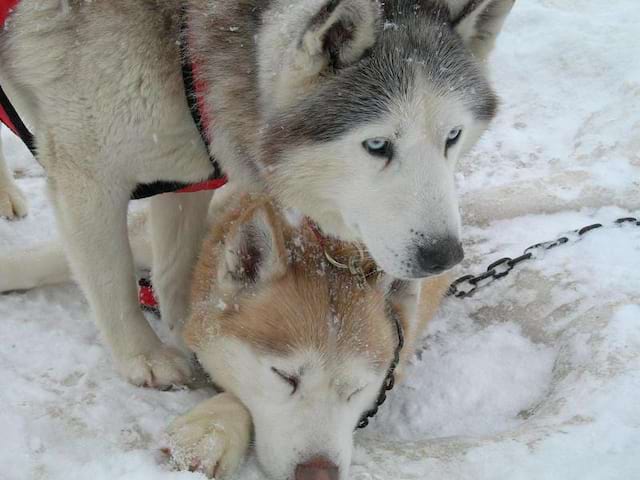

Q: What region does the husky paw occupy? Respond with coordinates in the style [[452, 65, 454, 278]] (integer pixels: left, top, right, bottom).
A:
[[0, 185, 28, 219], [119, 346, 193, 389], [165, 394, 251, 478]]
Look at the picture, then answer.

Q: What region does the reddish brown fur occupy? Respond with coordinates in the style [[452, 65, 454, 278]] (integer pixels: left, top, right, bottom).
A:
[[186, 194, 450, 377]]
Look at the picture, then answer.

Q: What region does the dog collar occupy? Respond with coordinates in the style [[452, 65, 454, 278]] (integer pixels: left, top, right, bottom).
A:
[[305, 219, 404, 429], [306, 218, 371, 289]]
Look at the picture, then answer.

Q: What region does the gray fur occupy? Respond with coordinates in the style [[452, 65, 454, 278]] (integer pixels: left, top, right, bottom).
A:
[[0, 0, 514, 389], [263, 1, 498, 158]]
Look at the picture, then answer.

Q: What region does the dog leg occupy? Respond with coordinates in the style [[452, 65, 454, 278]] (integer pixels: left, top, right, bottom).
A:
[[0, 243, 71, 292], [149, 190, 213, 340], [48, 177, 192, 388], [0, 131, 28, 219], [0, 210, 154, 292], [166, 392, 252, 479]]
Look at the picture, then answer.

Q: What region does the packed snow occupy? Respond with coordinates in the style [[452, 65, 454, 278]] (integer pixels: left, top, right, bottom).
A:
[[1, 1, 639, 479]]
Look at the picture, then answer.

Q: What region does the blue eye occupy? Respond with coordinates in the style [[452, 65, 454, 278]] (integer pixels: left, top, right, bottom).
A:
[[362, 138, 393, 161], [445, 127, 462, 154]]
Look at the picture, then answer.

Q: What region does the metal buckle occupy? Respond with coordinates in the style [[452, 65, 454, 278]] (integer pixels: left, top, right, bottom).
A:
[[324, 244, 369, 289]]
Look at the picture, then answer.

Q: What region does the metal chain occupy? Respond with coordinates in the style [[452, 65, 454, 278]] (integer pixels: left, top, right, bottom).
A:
[[447, 216, 640, 299], [356, 304, 405, 430], [353, 216, 638, 429]]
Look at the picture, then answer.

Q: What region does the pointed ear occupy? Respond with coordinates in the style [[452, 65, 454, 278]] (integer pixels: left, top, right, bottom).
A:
[[299, 0, 381, 72], [218, 203, 287, 294], [451, 0, 515, 60]]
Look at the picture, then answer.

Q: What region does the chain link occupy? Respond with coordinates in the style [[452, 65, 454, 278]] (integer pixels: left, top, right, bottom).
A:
[[355, 216, 638, 429], [447, 216, 640, 299], [356, 305, 404, 429]]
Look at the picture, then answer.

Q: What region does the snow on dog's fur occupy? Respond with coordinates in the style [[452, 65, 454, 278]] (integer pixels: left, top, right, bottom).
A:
[[0, 190, 449, 480], [168, 194, 450, 480], [0, 0, 513, 386]]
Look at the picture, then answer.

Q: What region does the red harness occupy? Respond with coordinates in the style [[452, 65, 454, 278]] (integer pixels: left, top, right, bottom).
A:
[[0, 0, 18, 25]]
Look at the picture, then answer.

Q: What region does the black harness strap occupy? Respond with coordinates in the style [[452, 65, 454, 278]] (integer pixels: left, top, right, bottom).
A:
[[0, 7, 222, 201], [131, 9, 223, 200], [0, 83, 36, 156], [130, 179, 204, 200], [0, 69, 219, 200]]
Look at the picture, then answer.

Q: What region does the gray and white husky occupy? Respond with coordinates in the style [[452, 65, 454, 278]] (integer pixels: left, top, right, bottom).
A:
[[0, 0, 514, 386]]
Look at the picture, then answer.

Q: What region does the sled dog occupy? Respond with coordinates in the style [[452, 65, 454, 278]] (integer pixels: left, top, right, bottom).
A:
[[0, 191, 450, 480], [0, 0, 514, 385]]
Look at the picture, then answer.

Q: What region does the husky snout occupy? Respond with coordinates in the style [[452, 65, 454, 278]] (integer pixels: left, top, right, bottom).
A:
[[414, 236, 464, 276], [295, 457, 339, 480]]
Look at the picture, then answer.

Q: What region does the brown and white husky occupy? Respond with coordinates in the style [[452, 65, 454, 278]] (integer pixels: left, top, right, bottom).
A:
[[0, 191, 449, 480]]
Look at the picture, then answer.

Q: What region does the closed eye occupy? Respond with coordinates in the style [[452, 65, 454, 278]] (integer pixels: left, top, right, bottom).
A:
[[271, 367, 299, 395], [347, 385, 366, 402]]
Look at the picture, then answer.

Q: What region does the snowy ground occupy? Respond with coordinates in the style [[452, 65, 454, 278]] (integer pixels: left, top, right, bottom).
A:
[[1, 1, 640, 479]]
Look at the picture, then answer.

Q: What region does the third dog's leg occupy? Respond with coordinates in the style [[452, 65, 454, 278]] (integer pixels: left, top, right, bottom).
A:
[[0, 243, 71, 291], [150, 190, 213, 340], [49, 177, 192, 388], [0, 131, 28, 219], [0, 210, 153, 292]]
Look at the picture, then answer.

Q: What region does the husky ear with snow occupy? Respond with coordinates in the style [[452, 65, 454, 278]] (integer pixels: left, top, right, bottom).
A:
[[0, 0, 513, 387], [166, 195, 451, 480], [251, 0, 514, 278]]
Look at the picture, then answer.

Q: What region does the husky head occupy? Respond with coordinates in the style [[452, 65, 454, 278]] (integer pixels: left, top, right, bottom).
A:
[[257, 0, 514, 279], [186, 195, 441, 480]]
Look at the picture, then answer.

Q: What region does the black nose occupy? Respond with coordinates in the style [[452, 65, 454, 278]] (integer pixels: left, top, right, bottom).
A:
[[414, 237, 464, 276]]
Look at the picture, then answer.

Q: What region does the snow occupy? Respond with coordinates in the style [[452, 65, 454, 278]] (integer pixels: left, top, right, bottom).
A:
[[1, 1, 640, 479]]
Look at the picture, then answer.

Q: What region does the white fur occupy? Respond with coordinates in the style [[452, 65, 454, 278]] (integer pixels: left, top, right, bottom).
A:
[[256, 0, 513, 279], [2, 194, 389, 479], [166, 392, 252, 478], [0, 242, 69, 291], [0, 209, 154, 292], [258, 0, 381, 115], [454, 0, 515, 60], [0, 0, 512, 386], [0, 0, 215, 387], [196, 339, 385, 480], [149, 191, 213, 340], [270, 85, 485, 278], [0, 130, 28, 219]]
